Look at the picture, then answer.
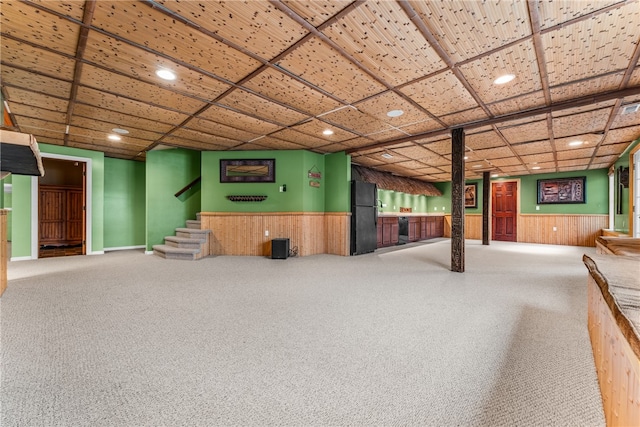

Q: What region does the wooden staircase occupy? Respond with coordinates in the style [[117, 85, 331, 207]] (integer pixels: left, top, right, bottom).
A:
[[153, 214, 212, 260]]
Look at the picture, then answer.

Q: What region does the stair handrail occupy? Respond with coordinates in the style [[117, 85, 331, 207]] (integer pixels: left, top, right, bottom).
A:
[[175, 176, 201, 198]]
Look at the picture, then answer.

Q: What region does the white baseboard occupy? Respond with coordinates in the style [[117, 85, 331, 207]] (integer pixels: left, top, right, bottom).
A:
[[10, 256, 33, 262], [88, 251, 105, 255], [104, 245, 146, 252], [145, 250, 154, 255]]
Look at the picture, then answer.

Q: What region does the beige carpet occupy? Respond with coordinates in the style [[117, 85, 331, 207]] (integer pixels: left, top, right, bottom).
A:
[[1, 240, 605, 426]]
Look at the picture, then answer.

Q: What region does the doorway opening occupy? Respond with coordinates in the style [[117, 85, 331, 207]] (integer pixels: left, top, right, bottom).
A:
[[35, 157, 87, 258], [492, 181, 518, 242]]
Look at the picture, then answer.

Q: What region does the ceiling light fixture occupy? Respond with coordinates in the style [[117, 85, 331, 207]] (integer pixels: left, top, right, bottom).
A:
[[156, 69, 176, 80], [493, 74, 515, 85], [387, 109, 404, 118], [569, 140, 584, 146], [381, 153, 393, 159], [491, 174, 499, 178], [531, 166, 541, 170], [322, 129, 334, 136], [112, 128, 129, 135], [472, 164, 482, 168], [464, 156, 469, 160], [108, 134, 122, 141]]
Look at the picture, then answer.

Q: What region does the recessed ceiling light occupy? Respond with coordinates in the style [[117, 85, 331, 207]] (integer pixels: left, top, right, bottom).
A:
[[472, 164, 482, 168], [322, 129, 334, 136], [112, 128, 129, 135], [569, 140, 584, 146], [381, 153, 393, 159], [156, 69, 176, 80], [531, 166, 541, 170], [493, 74, 515, 85], [464, 156, 469, 160], [491, 174, 499, 178], [108, 134, 122, 141], [387, 109, 404, 118]]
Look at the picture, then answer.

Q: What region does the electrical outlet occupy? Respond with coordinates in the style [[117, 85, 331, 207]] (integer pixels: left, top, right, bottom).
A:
[[536, 205, 540, 210], [552, 226, 557, 232], [265, 230, 269, 236]]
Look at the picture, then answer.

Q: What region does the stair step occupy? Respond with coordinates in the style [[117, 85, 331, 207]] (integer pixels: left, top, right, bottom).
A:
[[164, 236, 202, 249], [152, 244, 199, 261], [175, 228, 211, 241], [186, 220, 201, 229], [196, 212, 201, 221]]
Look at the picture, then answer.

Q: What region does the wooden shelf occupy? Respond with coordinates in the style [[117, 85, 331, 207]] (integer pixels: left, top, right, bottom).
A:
[[226, 195, 267, 202]]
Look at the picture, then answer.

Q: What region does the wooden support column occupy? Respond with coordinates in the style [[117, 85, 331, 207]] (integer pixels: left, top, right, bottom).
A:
[[482, 171, 490, 245], [451, 128, 465, 272]]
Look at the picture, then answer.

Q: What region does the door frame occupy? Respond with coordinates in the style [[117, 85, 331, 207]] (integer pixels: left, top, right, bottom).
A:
[[31, 153, 92, 259], [491, 179, 520, 242], [630, 144, 640, 237]]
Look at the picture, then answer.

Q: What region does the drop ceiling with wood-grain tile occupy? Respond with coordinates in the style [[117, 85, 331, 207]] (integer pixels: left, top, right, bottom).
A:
[[1, 0, 639, 179]]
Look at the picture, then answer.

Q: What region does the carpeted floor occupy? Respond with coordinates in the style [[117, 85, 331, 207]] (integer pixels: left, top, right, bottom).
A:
[[1, 240, 605, 426]]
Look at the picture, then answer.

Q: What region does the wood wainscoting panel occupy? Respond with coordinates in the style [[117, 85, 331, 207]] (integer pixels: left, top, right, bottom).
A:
[[588, 274, 640, 427], [200, 212, 350, 257], [464, 214, 483, 240], [443, 214, 482, 240], [325, 213, 351, 256], [519, 214, 608, 247]]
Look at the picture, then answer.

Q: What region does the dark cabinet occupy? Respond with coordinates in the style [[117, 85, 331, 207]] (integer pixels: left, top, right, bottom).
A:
[[377, 217, 399, 248], [378, 215, 444, 248], [420, 216, 445, 240], [407, 217, 420, 242]]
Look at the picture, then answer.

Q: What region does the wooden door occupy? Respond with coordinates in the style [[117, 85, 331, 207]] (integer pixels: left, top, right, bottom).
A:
[[39, 187, 66, 244], [492, 181, 517, 241]]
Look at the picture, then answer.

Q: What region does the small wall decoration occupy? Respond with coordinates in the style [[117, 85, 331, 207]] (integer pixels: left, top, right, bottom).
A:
[[537, 176, 586, 204], [400, 207, 412, 213], [309, 180, 320, 188], [308, 165, 322, 179], [464, 183, 477, 208], [220, 159, 275, 183]]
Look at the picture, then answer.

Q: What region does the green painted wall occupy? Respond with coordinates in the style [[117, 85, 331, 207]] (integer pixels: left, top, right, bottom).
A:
[[146, 148, 201, 251], [8, 175, 30, 256], [40, 143, 105, 253], [201, 150, 326, 212], [9, 144, 105, 257], [325, 152, 351, 212], [612, 138, 639, 232], [301, 151, 325, 212], [426, 169, 609, 216], [429, 182, 452, 214], [377, 190, 429, 214], [515, 169, 608, 214], [104, 157, 146, 249]]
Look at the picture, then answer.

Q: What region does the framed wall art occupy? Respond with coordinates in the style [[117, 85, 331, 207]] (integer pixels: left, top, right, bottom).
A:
[[464, 183, 477, 208], [537, 176, 586, 204], [220, 159, 275, 183]]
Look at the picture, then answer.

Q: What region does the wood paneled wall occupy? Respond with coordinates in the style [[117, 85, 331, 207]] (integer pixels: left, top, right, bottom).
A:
[[444, 214, 607, 247], [518, 214, 607, 247], [588, 275, 640, 426], [200, 212, 350, 257]]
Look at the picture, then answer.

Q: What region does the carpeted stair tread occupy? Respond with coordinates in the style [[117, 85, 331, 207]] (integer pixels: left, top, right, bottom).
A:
[[152, 244, 200, 260], [175, 227, 211, 234], [186, 220, 201, 229]]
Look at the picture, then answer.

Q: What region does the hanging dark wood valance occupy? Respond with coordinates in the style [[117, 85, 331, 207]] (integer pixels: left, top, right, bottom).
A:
[[0, 130, 45, 178], [352, 165, 442, 197]]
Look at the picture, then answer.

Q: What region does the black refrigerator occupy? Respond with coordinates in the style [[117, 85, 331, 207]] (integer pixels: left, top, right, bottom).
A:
[[350, 181, 378, 255]]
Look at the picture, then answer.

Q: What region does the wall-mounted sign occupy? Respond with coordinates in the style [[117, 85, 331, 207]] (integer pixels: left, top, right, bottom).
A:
[[309, 180, 320, 188], [400, 207, 412, 213], [308, 165, 322, 180]]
